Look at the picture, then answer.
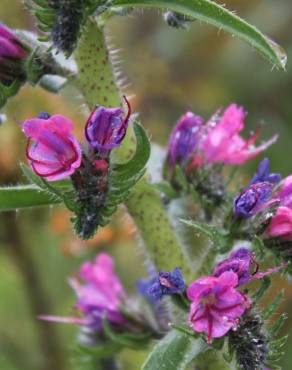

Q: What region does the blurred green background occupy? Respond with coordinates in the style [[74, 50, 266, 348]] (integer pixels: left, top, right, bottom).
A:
[[0, 0, 292, 369]]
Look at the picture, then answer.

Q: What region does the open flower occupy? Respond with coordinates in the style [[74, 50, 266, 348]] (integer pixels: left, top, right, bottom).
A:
[[23, 113, 82, 181], [187, 271, 249, 343], [85, 96, 131, 155], [0, 23, 27, 85], [166, 112, 204, 169], [234, 182, 273, 218], [199, 104, 277, 165], [39, 253, 126, 330]]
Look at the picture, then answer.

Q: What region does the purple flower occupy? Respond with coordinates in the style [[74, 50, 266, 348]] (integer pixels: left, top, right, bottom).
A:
[[187, 271, 249, 343], [234, 182, 273, 218], [213, 247, 284, 285], [249, 158, 281, 185], [85, 96, 131, 155], [23, 114, 82, 181], [213, 248, 254, 286], [39, 253, 126, 330], [167, 111, 204, 169], [137, 267, 185, 302], [0, 23, 27, 85]]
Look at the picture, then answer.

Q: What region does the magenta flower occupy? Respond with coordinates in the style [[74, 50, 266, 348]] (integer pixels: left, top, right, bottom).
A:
[[23, 114, 82, 181], [187, 271, 249, 343], [265, 176, 292, 240], [266, 207, 292, 240], [85, 96, 131, 155], [166, 111, 204, 169], [0, 23, 27, 85], [199, 104, 277, 165], [39, 253, 126, 329]]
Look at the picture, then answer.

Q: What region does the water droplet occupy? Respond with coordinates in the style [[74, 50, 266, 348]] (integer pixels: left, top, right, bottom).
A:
[[265, 37, 287, 70]]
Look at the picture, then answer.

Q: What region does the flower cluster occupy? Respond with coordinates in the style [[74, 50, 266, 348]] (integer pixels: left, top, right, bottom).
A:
[[39, 253, 126, 329], [23, 97, 131, 181], [166, 104, 277, 175], [231, 158, 292, 245], [187, 247, 283, 343], [233, 158, 281, 219]]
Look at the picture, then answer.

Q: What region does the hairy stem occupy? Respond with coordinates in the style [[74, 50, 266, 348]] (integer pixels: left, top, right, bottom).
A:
[[74, 18, 231, 370], [74, 18, 192, 279]]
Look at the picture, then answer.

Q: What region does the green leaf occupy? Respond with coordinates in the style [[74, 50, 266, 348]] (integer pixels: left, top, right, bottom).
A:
[[0, 185, 60, 211], [102, 317, 152, 349], [268, 313, 287, 337], [181, 219, 227, 251], [152, 181, 179, 199], [0, 80, 22, 108], [251, 276, 271, 302], [262, 290, 284, 320], [141, 330, 206, 370], [77, 342, 122, 359], [111, 0, 287, 70], [112, 121, 150, 178]]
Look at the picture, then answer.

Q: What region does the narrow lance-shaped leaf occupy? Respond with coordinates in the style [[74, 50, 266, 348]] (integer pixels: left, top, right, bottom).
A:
[[141, 330, 206, 370], [0, 185, 60, 211], [111, 0, 287, 70]]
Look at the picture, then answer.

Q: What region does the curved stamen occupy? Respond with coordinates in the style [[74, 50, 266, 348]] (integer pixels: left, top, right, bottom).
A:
[[119, 95, 131, 135], [84, 106, 97, 143]]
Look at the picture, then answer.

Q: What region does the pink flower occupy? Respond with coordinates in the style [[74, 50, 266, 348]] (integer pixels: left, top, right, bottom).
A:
[[265, 176, 292, 240], [266, 206, 292, 240], [69, 253, 126, 328], [39, 253, 126, 329], [187, 271, 249, 343], [23, 114, 82, 181], [199, 104, 277, 165]]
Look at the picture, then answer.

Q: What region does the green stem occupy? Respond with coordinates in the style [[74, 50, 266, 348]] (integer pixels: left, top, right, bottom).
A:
[[74, 18, 232, 369], [74, 18, 192, 280]]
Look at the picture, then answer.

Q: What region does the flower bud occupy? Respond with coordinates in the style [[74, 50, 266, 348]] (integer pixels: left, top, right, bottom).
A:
[[0, 23, 27, 85], [85, 96, 131, 155], [234, 182, 273, 218], [166, 111, 204, 171], [250, 158, 281, 185]]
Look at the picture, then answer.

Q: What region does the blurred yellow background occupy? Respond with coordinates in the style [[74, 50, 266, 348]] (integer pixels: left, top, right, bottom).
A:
[[0, 0, 292, 369]]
